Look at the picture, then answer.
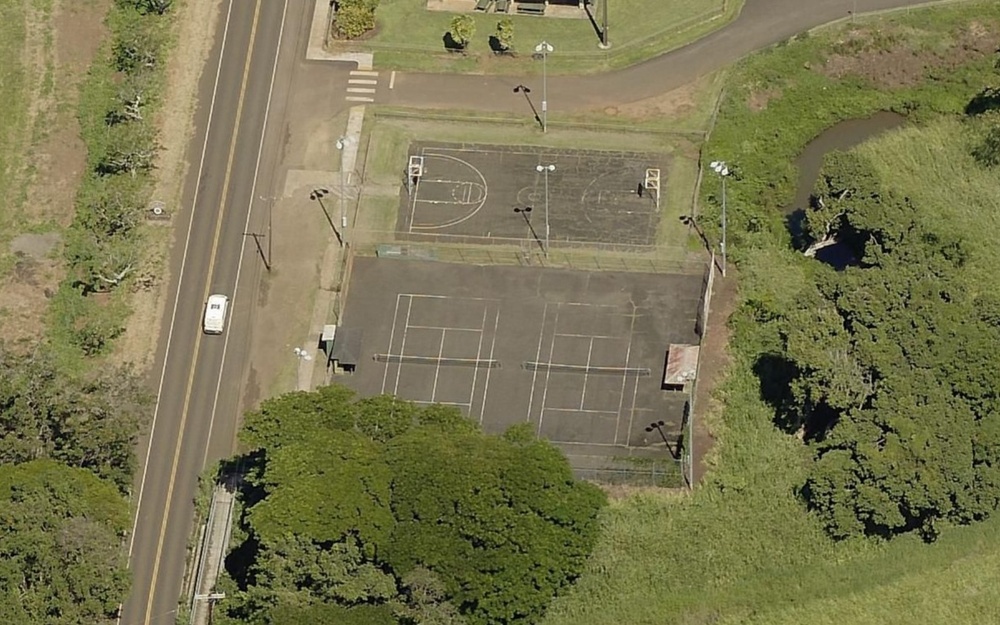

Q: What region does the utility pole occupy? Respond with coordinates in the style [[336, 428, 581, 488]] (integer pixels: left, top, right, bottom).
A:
[[536, 164, 555, 257], [710, 161, 731, 277], [602, 0, 609, 48], [534, 41, 554, 133]]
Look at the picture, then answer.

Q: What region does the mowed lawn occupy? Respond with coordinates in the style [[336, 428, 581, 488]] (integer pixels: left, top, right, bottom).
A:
[[361, 0, 736, 73]]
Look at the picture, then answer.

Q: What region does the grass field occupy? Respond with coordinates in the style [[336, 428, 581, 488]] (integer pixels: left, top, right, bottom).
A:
[[350, 0, 742, 74], [536, 2, 1000, 624], [856, 117, 1000, 297], [0, 0, 32, 258]]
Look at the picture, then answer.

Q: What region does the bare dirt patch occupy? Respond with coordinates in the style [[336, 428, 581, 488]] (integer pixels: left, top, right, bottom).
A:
[[0, 0, 108, 349], [690, 266, 737, 484], [819, 22, 1000, 89], [746, 85, 781, 112], [112, 0, 224, 370], [601, 80, 702, 120]]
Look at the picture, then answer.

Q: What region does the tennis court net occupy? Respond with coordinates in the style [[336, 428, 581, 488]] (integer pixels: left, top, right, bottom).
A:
[[373, 354, 501, 368], [522, 361, 651, 376]]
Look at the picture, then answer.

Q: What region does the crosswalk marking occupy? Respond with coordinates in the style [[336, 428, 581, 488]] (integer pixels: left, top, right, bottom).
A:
[[345, 69, 379, 102]]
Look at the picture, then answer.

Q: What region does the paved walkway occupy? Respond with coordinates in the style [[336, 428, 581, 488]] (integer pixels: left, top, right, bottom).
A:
[[383, 0, 942, 112]]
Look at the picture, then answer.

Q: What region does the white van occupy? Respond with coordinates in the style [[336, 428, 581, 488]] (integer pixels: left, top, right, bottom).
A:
[[203, 294, 229, 335]]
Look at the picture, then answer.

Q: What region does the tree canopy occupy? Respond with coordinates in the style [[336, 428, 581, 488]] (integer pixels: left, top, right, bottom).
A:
[[0, 460, 131, 625], [0, 346, 149, 490], [775, 152, 1000, 540], [222, 387, 606, 624]]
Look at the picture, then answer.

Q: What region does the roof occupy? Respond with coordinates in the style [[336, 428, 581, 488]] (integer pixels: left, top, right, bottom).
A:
[[331, 328, 362, 367], [663, 344, 700, 386]]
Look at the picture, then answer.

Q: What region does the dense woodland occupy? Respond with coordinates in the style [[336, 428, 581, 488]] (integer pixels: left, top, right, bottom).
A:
[[0, 347, 148, 624], [215, 386, 606, 625]]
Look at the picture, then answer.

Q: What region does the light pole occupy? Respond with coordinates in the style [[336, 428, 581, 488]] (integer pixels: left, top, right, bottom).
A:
[[336, 136, 351, 236], [259, 194, 275, 271], [536, 164, 554, 257], [534, 41, 553, 133], [709, 160, 730, 277]]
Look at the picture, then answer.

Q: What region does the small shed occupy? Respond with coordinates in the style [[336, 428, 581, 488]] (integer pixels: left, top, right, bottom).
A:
[[323, 326, 362, 373], [662, 344, 700, 391]]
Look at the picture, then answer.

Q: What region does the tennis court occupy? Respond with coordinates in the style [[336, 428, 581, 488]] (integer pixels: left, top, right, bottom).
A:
[[397, 142, 667, 248], [341, 257, 702, 474]]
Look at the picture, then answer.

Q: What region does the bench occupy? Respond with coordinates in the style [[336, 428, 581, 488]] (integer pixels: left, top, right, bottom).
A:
[[475, 0, 494, 11], [516, 2, 545, 15]]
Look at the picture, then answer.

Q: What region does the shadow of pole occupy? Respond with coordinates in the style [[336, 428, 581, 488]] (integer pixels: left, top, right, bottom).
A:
[[515, 207, 545, 254], [514, 85, 543, 131], [680, 215, 718, 264], [310, 188, 344, 247], [243, 232, 272, 272]]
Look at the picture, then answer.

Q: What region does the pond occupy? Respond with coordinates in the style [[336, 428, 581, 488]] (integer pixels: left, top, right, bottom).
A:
[[786, 111, 907, 269]]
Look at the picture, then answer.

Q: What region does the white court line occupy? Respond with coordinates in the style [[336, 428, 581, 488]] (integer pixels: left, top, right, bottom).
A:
[[554, 440, 635, 449], [348, 79, 377, 85], [525, 302, 548, 423], [410, 399, 472, 409], [380, 293, 404, 394], [620, 304, 641, 446], [478, 305, 501, 424], [468, 304, 489, 424], [537, 306, 561, 437], [555, 332, 624, 340], [389, 70, 396, 89], [406, 324, 483, 332], [429, 328, 447, 403], [409, 150, 489, 231], [401, 293, 499, 303], [392, 295, 415, 396], [579, 337, 595, 411], [545, 407, 620, 416]]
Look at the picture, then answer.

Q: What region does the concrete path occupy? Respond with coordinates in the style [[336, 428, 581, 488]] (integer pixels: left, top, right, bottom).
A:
[[383, 0, 942, 112]]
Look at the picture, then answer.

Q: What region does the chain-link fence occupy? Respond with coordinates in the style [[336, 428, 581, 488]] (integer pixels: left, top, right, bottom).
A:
[[575, 460, 685, 488]]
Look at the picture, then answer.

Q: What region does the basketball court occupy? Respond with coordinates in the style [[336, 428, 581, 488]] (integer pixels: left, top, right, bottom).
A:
[[398, 142, 667, 248], [341, 257, 702, 475]]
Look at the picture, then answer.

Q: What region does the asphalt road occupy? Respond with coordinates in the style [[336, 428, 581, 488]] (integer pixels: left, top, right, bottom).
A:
[[119, 0, 940, 623], [118, 1, 340, 623]]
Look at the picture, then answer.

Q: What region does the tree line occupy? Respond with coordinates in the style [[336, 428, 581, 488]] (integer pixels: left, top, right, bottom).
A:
[[54, 0, 174, 356], [215, 385, 607, 625]]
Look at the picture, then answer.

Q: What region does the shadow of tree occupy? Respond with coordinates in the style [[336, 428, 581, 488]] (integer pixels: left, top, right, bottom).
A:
[[753, 353, 801, 434], [965, 86, 1000, 116], [442, 32, 464, 53]]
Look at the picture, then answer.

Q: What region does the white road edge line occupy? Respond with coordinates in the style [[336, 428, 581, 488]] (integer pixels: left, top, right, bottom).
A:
[[127, 0, 236, 564], [202, 0, 290, 469]]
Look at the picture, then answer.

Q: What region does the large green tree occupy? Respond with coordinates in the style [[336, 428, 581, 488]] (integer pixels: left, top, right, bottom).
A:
[[784, 155, 1000, 540], [0, 460, 131, 625], [225, 388, 605, 624]]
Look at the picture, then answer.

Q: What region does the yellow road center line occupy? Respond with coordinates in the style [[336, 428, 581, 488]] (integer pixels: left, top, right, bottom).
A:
[[141, 1, 262, 623]]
